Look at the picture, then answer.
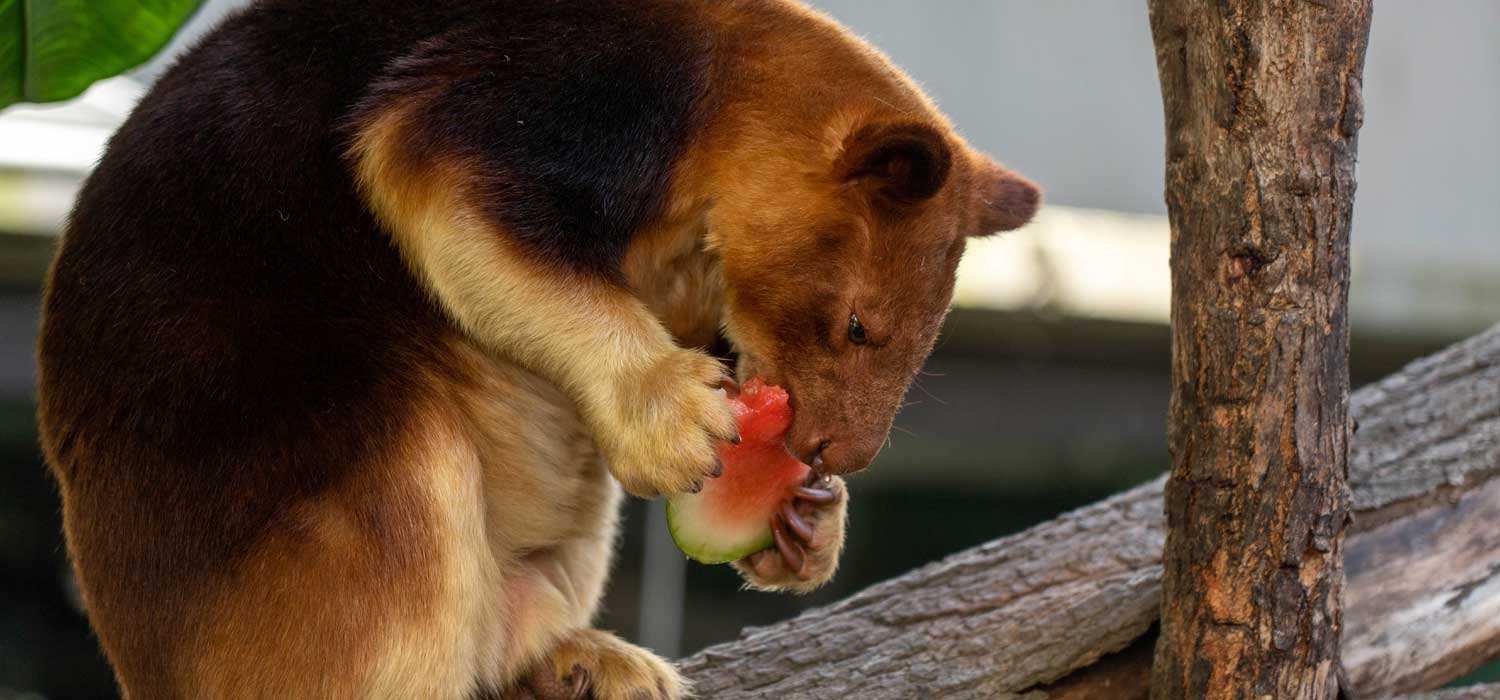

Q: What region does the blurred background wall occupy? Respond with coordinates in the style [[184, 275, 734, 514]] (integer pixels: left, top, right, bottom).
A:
[[1, 2, 1496, 697]]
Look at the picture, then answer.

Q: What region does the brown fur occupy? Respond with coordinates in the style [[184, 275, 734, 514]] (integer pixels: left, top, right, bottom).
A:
[[38, 1, 1038, 698], [690, 0, 1040, 473]]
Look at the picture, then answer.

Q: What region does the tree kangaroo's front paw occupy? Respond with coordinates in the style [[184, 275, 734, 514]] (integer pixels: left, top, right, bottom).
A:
[[518, 628, 685, 700], [733, 475, 848, 594], [595, 348, 738, 498]]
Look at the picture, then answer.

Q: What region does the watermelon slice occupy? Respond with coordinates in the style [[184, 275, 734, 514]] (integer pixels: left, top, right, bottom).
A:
[[666, 378, 812, 564]]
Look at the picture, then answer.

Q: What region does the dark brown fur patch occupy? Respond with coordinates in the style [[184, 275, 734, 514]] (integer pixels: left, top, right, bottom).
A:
[[40, 0, 712, 695], [38, 0, 1039, 695], [345, 0, 713, 278]]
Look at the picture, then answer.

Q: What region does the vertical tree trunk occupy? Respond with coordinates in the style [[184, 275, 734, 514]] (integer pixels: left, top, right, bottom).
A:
[[1146, 2, 1372, 700]]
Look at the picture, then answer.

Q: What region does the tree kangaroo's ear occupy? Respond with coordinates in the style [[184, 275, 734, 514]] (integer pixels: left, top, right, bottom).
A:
[[967, 157, 1041, 236], [836, 121, 953, 207]]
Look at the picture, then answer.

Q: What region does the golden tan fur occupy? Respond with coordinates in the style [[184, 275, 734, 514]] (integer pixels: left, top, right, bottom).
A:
[[351, 106, 740, 502], [341, 0, 1035, 694], [41, 1, 1037, 698], [348, 105, 703, 698], [169, 347, 643, 699]]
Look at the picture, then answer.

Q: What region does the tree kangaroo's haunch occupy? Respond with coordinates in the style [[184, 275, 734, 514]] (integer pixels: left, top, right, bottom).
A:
[[37, 1, 1039, 697]]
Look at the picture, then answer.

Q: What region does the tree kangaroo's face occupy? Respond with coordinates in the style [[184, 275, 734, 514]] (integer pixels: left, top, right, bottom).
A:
[[719, 120, 1039, 475]]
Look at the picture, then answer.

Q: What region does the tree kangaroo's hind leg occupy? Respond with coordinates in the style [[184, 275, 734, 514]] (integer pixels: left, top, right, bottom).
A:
[[182, 405, 498, 700], [496, 495, 686, 700], [439, 351, 682, 700]]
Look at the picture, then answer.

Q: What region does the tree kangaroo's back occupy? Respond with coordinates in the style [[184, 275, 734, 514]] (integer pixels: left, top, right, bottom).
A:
[[37, 1, 1038, 697]]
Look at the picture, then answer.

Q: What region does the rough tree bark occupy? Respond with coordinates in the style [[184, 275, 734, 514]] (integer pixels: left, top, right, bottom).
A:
[[681, 323, 1500, 700], [1399, 686, 1500, 700], [1146, 1, 1373, 698]]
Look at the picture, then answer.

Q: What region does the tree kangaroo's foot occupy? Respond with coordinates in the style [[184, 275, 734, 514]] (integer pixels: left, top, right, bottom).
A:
[[517, 628, 684, 700], [733, 474, 848, 594]]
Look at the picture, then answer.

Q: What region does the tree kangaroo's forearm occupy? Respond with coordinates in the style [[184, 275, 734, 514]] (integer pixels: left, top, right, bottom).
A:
[[350, 109, 677, 391], [393, 210, 678, 420], [350, 109, 736, 497]]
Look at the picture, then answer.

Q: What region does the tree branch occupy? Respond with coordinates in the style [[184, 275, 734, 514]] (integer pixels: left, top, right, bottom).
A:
[[1145, 0, 1374, 696]]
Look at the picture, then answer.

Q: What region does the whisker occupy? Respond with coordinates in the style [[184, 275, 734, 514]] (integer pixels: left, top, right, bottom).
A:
[[891, 424, 916, 437], [911, 378, 948, 406]]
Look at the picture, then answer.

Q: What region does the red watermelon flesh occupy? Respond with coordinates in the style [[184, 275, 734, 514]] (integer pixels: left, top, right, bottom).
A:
[[667, 378, 812, 564]]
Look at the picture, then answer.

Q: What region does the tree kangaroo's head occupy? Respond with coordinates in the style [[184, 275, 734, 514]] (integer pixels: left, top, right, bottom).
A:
[[714, 110, 1039, 476]]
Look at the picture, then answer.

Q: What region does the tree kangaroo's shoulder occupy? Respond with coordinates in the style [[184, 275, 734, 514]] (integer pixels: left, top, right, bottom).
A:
[[342, 0, 724, 275]]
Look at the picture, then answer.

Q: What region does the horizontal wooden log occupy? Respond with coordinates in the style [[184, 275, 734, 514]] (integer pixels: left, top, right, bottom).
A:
[[1343, 476, 1500, 695], [1398, 684, 1500, 700], [682, 482, 1167, 700], [1294, 322, 1500, 697], [680, 324, 1500, 699], [1347, 323, 1500, 524]]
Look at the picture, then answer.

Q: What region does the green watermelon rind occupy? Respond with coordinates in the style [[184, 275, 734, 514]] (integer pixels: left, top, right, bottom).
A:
[[665, 494, 774, 565]]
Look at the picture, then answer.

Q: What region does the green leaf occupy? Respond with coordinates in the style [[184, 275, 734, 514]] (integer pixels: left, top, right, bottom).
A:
[[1, 0, 202, 109], [0, 0, 22, 106]]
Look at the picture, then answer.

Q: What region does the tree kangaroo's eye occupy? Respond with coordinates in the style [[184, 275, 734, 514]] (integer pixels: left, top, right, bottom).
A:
[[847, 312, 868, 345]]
